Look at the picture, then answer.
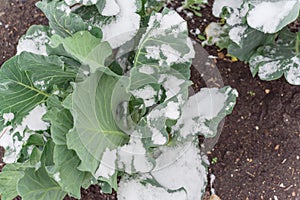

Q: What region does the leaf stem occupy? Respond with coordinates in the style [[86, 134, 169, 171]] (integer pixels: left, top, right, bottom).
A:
[[17, 81, 50, 98]]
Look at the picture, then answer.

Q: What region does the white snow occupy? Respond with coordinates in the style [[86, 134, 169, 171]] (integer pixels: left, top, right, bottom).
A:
[[3, 113, 14, 125], [131, 85, 157, 107], [101, 0, 120, 16], [158, 75, 185, 100], [117, 132, 153, 173], [95, 148, 117, 179], [174, 88, 227, 138], [145, 46, 161, 60], [204, 22, 223, 45], [34, 80, 48, 91], [176, 6, 183, 13], [210, 173, 216, 194], [53, 172, 61, 182], [247, 1, 297, 33], [17, 30, 49, 56], [58, 4, 71, 15], [118, 177, 187, 200], [212, 0, 243, 17], [165, 102, 180, 120], [249, 55, 272, 69], [161, 44, 182, 66], [141, 10, 194, 65], [285, 57, 300, 85], [151, 127, 167, 145], [0, 127, 34, 163], [212, 0, 249, 26], [258, 61, 281, 80], [148, 11, 185, 38], [145, 43, 193, 66], [183, 88, 226, 120], [64, 0, 97, 5], [151, 141, 207, 200], [138, 65, 155, 75], [229, 25, 247, 46], [101, 0, 141, 48], [0, 104, 49, 163], [22, 104, 49, 131]]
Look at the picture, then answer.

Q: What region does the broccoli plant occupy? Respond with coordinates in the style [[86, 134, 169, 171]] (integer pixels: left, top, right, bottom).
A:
[[0, 0, 237, 199], [205, 0, 300, 85]]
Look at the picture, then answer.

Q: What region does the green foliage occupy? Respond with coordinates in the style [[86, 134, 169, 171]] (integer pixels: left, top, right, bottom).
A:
[[182, 0, 207, 17], [207, 0, 300, 85], [0, 0, 237, 199]]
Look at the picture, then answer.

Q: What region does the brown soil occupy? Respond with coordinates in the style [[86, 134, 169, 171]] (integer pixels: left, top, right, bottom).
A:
[[1, 0, 300, 200]]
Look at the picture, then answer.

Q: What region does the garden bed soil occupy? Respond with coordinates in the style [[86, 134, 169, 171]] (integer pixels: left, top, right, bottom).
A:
[[1, 0, 300, 199]]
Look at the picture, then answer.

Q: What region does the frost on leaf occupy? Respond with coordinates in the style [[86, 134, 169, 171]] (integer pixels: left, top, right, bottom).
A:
[[118, 176, 187, 200], [78, 0, 141, 48], [150, 141, 207, 200], [247, 0, 300, 33], [101, 0, 120, 16], [36, 1, 86, 38], [212, 0, 244, 26], [101, 0, 140, 48], [173, 87, 237, 139], [64, 0, 98, 6], [117, 131, 154, 174], [94, 130, 154, 177], [117, 141, 210, 200], [136, 8, 194, 70], [249, 29, 300, 85], [17, 25, 50, 56], [229, 25, 247, 46], [131, 85, 157, 107], [0, 104, 49, 163], [285, 58, 300, 85]]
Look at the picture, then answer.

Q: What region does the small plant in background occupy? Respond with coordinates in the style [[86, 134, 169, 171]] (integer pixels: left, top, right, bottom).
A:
[[181, 0, 208, 17], [205, 0, 300, 85], [211, 157, 218, 164], [248, 91, 256, 97], [0, 0, 237, 199]]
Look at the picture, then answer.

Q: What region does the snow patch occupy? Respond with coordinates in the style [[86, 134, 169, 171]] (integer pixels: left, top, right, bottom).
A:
[[204, 22, 224, 45], [22, 104, 49, 131], [138, 65, 155, 75], [118, 177, 187, 200], [117, 132, 153, 173], [174, 88, 227, 138], [151, 141, 207, 200], [64, 0, 97, 5], [158, 75, 185, 100], [151, 127, 167, 145], [161, 44, 182, 66], [3, 113, 14, 125], [212, 0, 243, 17], [229, 25, 247, 46], [95, 148, 117, 179], [17, 30, 49, 56], [258, 61, 281, 80], [0, 104, 49, 163], [53, 172, 61, 182], [165, 102, 180, 120], [57, 4, 71, 15], [285, 57, 300, 85], [101, 0, 141, 48], [247, 1, 297, 33], [131, 85, 157, 107], [102, 0, 120, 16]]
